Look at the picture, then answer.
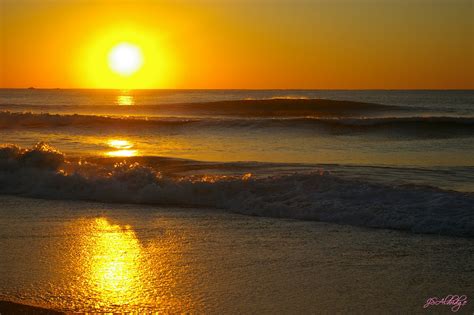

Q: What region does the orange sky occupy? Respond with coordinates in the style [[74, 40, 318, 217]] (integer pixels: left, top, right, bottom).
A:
[[1, 0, 473, 89]]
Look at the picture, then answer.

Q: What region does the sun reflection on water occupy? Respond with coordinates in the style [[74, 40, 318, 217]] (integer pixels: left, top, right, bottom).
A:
[[106, 139, 138, 157], [69, 217, 199, 312], [87, 218, 143, 307], [117, 95, 135, 106], [108, 139, 133, 149], [106, 149, 138, 157]]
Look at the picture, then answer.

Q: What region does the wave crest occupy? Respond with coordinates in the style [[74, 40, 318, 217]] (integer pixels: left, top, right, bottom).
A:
[[1, 111, 473, 138], [0, 143, 473, 237], [0, 142, 64, 170]]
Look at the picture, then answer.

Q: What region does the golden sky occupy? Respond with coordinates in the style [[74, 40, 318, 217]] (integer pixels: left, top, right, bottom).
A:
[[1, 0, 473, 89]]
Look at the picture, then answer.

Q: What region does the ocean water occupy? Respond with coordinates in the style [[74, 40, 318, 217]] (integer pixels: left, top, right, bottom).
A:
[[0, 89, 473, 237], [0, 89, 473, 312]]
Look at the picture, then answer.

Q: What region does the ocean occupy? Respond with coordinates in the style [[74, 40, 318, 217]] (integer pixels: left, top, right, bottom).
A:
[[0, 89, 473, 312]]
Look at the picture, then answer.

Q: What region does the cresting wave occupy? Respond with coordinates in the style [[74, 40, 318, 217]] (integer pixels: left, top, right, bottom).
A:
[[0, 98, 404, 115], [1, 111, 473, 137], [1, 143, 473, 237]]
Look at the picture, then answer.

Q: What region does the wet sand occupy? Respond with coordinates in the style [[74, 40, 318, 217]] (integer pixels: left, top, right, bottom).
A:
[[0, 196, 473, 313]]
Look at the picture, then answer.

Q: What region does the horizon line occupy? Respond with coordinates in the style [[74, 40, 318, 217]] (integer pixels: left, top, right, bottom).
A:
[[1, 88, 473, 91]]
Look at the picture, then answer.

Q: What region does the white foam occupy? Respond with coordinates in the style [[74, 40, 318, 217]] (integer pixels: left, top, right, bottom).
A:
[[0, 143, 472, 237]]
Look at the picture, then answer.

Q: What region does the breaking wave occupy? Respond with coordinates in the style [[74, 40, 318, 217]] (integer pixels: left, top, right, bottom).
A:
[[1, 143, 472, 237], [1, 111, 473, 138]]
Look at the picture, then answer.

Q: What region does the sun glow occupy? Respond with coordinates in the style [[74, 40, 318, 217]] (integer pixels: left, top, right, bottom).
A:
[[78, 25, 175, 89], [108, 43, 143, 76]]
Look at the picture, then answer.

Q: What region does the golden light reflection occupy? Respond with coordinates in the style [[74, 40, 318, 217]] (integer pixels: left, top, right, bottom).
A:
[[106, 149, 139, 157], [108, 139, 133, 149], [106, 139, 138, 157], [70, 217, 199, 312], [87, 218, 143, 306], [117, 95, 135, 106]]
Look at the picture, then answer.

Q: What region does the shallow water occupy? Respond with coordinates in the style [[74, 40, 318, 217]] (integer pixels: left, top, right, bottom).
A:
[[0, 196, 473, 313]]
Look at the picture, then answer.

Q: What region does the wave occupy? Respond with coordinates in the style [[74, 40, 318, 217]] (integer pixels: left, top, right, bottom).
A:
[[0, 111, 196, 129], [0, 98, 404, 116], [1, 143, 473, 237], [1, 111, 473, 138]]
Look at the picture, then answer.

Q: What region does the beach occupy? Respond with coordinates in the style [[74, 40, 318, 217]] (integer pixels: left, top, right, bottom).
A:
[[0, 196, 473, 313], [2, 0, 473, 311]]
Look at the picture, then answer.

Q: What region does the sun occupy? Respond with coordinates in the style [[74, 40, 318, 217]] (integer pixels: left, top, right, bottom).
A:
[[108, 43, 143, 76], [79, 25, 176, 88]]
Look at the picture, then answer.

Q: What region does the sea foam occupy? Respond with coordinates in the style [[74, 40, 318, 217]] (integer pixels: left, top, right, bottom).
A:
[[0, 143, 472, 237]]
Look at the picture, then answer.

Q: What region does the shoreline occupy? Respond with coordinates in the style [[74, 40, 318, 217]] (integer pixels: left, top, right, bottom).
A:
[[0, 196, 473, 313]]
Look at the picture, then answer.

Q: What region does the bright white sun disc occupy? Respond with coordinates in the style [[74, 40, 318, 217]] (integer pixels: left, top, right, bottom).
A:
[[108, 43, 143, 76]]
